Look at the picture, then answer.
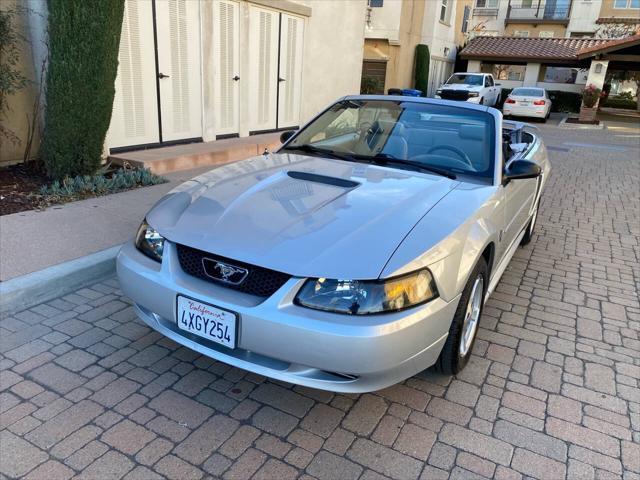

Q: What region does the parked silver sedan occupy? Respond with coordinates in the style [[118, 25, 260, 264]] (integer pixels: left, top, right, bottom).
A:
[[117, 96, 550, 393]]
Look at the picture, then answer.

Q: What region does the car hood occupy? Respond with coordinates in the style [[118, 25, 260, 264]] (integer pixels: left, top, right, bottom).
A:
[[441, 84, 482, 91], [147, 153, 458, 279]]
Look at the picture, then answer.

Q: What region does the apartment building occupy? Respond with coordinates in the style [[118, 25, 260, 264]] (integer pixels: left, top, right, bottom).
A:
[[361, 0, 459, 96], [455, 0, 639, 41]]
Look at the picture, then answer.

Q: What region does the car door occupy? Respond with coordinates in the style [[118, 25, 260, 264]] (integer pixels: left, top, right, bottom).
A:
[[502, 157, 539, 250], [485, 76, 497, 105]]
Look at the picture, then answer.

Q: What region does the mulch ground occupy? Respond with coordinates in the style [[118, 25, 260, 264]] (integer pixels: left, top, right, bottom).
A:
[[0, 163, 49, 216]]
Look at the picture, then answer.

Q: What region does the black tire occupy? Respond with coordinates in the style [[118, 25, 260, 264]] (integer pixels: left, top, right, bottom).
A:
[[434, 257, 488, 375], [521, 199, 539, 245]]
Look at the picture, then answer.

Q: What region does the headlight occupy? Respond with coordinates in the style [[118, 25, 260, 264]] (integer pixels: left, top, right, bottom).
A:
[[135, 219, 165, 262], [295, 269, 438, 315], [436, 89, 443, 95], [468, 92, 479, 97]]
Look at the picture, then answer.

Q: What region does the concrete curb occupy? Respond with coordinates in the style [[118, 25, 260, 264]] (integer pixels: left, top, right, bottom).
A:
[[558, 116, 606, 130], [0, 245, 121, 317]]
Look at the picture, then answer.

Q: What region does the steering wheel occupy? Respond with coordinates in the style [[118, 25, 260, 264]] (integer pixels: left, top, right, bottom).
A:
[[425, 145, 473, 168]]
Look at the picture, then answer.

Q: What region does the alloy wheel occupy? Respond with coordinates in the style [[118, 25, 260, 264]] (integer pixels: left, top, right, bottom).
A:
[[459, 275, 484, 357]]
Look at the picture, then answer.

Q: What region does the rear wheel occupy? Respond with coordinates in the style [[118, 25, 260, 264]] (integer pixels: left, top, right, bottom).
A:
[[433, 258, 488, 375]]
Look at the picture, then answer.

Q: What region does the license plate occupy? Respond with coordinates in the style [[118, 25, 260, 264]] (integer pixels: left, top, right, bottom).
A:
[[519, 101, 530, 106], [176, 296, 237, 348]]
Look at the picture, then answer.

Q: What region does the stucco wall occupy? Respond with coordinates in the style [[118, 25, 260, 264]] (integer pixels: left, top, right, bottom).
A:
[[364, 0, 425, 91], [568, 0, 602, 35], [299, 0, 367, 122], [364, 0, 403, 43], [0, 1, 40, 166]]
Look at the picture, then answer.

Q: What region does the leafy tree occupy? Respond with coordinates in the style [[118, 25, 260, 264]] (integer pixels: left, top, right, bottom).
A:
[[0, 7, 28, 146], [43, 0, 125, 179]]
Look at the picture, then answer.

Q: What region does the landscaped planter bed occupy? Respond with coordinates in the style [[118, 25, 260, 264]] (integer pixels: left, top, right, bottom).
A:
[[0, 163, 166, 216]]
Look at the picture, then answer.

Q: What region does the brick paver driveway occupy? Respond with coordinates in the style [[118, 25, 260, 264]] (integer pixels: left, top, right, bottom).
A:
[[1, 125, 639, 480]]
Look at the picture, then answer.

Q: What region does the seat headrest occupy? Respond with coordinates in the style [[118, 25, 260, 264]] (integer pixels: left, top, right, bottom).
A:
[[459, 124, 485, 141]]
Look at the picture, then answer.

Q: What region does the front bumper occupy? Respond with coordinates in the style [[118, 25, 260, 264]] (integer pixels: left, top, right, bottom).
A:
[[116, 241, 460, 393]]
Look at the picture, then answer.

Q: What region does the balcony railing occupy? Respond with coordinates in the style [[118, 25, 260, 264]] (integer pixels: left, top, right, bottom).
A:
[[505, 0, 572, 23]]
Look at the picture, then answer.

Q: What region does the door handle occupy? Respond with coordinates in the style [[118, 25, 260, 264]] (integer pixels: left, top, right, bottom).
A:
[[158, 72, 170, 79], [278, 77, 285, 82], [233, 75, 240, 81]]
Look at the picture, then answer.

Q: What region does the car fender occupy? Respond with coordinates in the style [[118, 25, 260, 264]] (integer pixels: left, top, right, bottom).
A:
[[380, 184, 501, 302]]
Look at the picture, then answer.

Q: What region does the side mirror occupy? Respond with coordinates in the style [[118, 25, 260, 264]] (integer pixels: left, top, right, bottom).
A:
[[504, 160, 541, 183], [280, 130, 296, 144]]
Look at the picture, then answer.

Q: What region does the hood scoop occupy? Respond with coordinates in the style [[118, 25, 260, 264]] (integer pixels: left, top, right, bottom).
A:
[[287, 171, 359, 188]]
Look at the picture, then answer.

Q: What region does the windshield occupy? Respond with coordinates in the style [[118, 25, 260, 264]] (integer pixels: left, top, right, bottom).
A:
[[512, 88, 544, 97], [446, 74, 484, 86], [284, 99, 496, 180]]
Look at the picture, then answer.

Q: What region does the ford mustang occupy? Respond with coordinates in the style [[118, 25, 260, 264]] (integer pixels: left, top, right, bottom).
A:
[[117, 96, 550, 393]]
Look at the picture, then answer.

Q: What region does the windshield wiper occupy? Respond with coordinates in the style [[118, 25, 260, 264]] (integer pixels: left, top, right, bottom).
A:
[[361, 153, 457, 180], [282, 144, 353, 162], [284, 145, 457, 180]]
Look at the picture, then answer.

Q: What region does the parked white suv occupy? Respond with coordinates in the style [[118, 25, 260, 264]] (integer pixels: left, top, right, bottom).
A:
[[436, 73, 502, 107]]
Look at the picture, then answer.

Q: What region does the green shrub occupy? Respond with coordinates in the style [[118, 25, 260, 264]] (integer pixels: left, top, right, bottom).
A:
[[414, 44, 430, 97], [602, 97, 637, 110], [582, 84, 601, 108], [39, 168, 167, 200], [616, 91, 634, 100], [498, 89, 582, 113], [548, 91, 582, 113], [361, 76, 382, 94], [43, 0, 125, 180]]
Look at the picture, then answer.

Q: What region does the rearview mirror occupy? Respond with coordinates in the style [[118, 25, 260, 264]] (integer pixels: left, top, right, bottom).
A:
[[504, 160, 541, 183], [280, 130, 296, 144]]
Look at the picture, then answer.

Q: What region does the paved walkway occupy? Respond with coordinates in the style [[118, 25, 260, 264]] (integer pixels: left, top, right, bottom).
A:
[[0, 167, 211, 281], [1, 125, 639, 480]]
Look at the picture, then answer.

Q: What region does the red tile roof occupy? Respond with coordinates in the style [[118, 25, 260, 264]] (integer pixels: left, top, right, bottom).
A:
[[459, 35, 640, 62]]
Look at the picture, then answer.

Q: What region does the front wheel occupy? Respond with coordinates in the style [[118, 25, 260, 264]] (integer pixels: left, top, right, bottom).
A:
[[433, 257, 488, 375]]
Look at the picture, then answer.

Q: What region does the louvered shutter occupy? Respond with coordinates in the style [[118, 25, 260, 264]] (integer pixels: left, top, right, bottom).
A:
[[277, 13, 304, 129], [247, 5, 279, 133], [213, 0, 240, 136], [105, 0, 159, 150], [155, 0, 203, 142]]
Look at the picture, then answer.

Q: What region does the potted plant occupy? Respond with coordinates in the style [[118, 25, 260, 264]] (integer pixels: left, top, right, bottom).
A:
[[579, 84, 601, 122]]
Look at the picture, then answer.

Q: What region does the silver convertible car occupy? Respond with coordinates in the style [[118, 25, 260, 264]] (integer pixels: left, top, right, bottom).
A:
[[117, 96, 549, 393]]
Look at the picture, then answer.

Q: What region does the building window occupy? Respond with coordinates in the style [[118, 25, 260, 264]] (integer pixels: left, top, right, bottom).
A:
[[475, 0, 499, 7], [539, 30, 555, 37], [543, 66, 580, 84], [462, 5, 470, 32], [486, 64, 527, 81], [368, 0, 383, 7], [614, 0, 639, 7], [440, 0, 449, 22], [513, 30, 530, 37], [570, 31, 594, 38]]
